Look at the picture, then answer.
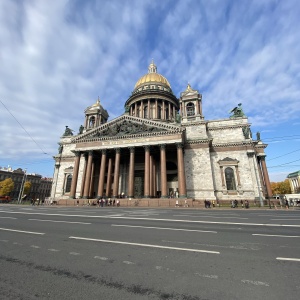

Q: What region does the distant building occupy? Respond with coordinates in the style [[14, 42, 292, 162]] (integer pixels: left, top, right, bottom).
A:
[[287, 170, 300, 193], [0, 167, 52, 200], [52, 61, 272, 203]]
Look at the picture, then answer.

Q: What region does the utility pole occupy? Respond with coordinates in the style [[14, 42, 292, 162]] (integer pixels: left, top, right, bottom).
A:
[[18, 169, 27, 204]]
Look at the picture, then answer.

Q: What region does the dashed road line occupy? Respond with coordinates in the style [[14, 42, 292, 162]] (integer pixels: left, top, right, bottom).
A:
[[0, 216, 17, 219], [195, 273, 218, 279], [69, 236, 220, 254], [69, 252, 80, 255], [253, 234, 300, 238], [28, 219, 91, 225], [30, 245, 40, 249], [241, 279, 269, 286], [112, 224, 217, 233], [123, 261, 135, 265], [0, 227, 45, 235], [276, 257, 300, 262], [94, 256, 109, 260], [48, 248, 60, 252]]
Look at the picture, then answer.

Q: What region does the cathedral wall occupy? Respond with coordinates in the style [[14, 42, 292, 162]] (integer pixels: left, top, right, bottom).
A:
[[184, 123, 207, 140], [184, 147, 215, 200]]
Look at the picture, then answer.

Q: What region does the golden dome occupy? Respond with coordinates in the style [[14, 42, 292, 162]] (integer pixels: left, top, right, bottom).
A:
[[134, 60, 171, 89]]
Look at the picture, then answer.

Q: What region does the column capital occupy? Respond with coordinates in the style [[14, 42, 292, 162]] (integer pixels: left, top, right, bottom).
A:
[[87, 150, 93, 156], [159, 144, 166, 150], [176, 142, 184, 149], [101, 149, 107, 155], [144, 145, 151, 151], [115, 148, 121, 154], [129, 147, 135, 153], [71, 150, 81, 157]]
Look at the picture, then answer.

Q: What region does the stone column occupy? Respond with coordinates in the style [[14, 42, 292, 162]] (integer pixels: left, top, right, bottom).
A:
[[235, 165, 241, 186], [149, 155, 153, 197], [148, 99, 150, 119], [177, 143, 187, 197], [162, 100, 165, 120], [160, 144, 168, 197], [257, 156, 266, 196], [173, 105, 176, 120], [128, 147, 135, 197], [153, 159, 157, 197], [70, 151, 81, 199], [97, 149, 107, 198], [80, 153, 88, 198], [144, 146, 150, 198], [155, 99, 158, 119], [134, 103, 137, 116], [260, 156, 272, 199], [141, 101, 144, 118], [168, 102, 171, 120], [89, 159, 95, 198], [106, 156, 113, 197], [220, 166, 226, 188], [113, 148, 121, 198], [83, 151, 93, 198]]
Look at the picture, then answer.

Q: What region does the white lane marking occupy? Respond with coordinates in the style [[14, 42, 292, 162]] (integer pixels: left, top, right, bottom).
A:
[[112, 224, 217, 233], [94, 256, 108, 260], [173, 215, 248, 219], [271, 219, 300, 221], [1, 210, 300, 228], [69, 252, 80, 255], [13, 242, 23, 245], [241, 280, 269, 286], [48, 248, 60, 252], [30, 245, 40, 249], [28, 219, 91, 225], [253, 234, 300, 238], [0, 227, 45, 235], [0, 239, 8, 242], [276, 257, 300, 262], [0, 216, 17, 219], [156, 266, 163, 270], [69, 236, 220, 254], [195, 273, 218, 279], [123, 261, 135, 265]]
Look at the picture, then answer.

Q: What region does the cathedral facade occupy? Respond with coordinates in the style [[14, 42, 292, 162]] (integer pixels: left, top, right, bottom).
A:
[[51, 62, 272, 204]]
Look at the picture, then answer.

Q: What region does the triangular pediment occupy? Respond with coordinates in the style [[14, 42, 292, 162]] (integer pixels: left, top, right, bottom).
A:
[[72, 115, 183, 143]]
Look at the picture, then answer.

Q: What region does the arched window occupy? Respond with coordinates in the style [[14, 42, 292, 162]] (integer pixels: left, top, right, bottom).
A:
[[65, 175, 72, 193], [225, 167, 236, 190], [89, 116, 95, 128], [144, 106, 148, 118], [186, 102, 195, 116], [157, 106, 162, 119]]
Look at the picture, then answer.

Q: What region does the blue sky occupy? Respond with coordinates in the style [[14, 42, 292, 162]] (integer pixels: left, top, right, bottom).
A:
[[0, 0, 299, 182]]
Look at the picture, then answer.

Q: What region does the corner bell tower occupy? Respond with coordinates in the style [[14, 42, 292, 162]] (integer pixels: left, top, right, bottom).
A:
[[179, 84, 204, 123], [84, 97, 109, 131]]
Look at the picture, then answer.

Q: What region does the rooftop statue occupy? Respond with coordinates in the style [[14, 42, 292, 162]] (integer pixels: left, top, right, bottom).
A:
[[62, 126, 74, 137], [229, 103, 246, 118], [79, 125, 84, 134]]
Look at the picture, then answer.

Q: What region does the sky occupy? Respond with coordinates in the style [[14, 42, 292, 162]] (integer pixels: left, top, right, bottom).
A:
[[0, 0, 300, 182]]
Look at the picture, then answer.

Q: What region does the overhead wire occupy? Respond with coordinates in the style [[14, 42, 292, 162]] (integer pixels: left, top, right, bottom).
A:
[[1, 99, 50, 156]]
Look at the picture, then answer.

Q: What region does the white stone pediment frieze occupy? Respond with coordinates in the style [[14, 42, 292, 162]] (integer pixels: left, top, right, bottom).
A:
[[72, 115, 183, 143]]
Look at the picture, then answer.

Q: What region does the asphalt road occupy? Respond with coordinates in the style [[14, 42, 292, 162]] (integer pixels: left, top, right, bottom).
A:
[[0, 204, 299, 300]]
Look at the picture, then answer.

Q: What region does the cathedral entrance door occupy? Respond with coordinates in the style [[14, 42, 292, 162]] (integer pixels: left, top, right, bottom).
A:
[[134, 176, 144, 198]]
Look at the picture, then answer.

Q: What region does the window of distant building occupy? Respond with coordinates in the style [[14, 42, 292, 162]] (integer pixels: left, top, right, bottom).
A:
[[89, 116, 95, 128]]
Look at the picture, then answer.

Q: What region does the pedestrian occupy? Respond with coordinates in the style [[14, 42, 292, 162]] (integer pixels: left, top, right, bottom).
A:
[[175, 200, 179, 207], [184, 200, 188, 207], [241, 200, 244, 208], [285, 199, 289, 209], [212, 200, 215, 208]]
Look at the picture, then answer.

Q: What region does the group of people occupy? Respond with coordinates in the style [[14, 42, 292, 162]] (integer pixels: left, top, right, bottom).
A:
[[82, 198, 120, 207]]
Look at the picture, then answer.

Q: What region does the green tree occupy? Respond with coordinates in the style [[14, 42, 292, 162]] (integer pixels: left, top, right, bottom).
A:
[[271, 179, 291, 195], [0, 178, 14, 196], [23, 181, 32, 196]]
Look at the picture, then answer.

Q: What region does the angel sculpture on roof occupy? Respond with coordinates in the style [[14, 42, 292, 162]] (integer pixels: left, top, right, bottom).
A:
[[229, 103, 246, 118]]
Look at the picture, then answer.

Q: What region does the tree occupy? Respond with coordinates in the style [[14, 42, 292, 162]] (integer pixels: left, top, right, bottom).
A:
[[271, 179, 291, 195], [0, 178, 14, 196], [23, 181, 32, 196]]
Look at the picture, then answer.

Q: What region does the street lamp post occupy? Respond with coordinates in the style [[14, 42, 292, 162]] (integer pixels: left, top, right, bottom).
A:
[[18, 169, 27, 204]]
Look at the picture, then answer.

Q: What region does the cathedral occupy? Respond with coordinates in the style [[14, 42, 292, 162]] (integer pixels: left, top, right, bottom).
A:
[[51, 61, 272, 204]]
